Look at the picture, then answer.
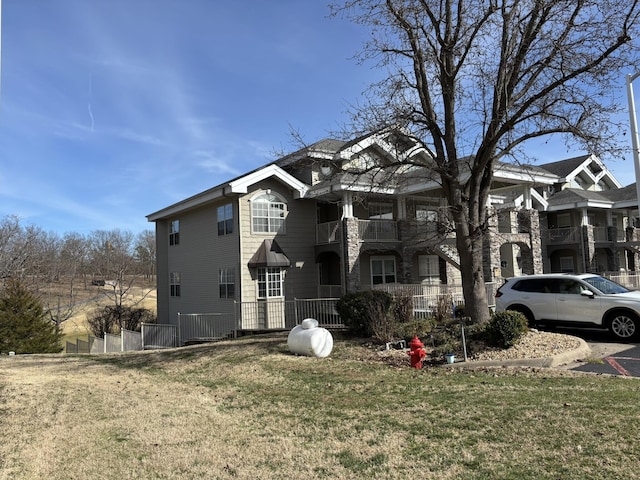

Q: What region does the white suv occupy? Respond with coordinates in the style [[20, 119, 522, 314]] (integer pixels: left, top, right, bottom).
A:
[[495, 274, 640, 340]]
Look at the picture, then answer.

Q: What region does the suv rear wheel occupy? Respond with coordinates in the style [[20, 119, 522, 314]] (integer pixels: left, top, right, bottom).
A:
[[607, 312, 639, 340], [507, 306, 535, 327]]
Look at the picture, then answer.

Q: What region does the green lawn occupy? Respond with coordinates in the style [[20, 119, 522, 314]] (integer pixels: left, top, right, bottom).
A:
[[1, 333, 639, 479]]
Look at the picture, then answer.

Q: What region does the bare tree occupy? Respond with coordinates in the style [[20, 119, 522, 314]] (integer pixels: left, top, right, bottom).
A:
[[88, 229, 153, 309], [0, 216, 42, 281], [134, 230, 156, 281], [89, 229, 136, 308], [332, 0, 640, 323], [43, 233, 91, 325]]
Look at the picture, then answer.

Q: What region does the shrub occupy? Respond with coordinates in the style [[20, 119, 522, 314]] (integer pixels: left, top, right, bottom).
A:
[[391, 289, 414, 324], [395, 317, 435, 341], [434, 294, 454, 323], [336, 290, 394, 338], [87, 305, 156, 337], [485, 310, 529, 348], [453, 303, 465, 319]]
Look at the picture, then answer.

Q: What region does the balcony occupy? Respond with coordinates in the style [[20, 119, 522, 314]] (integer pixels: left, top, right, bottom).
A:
[[546, 227, 580, 244], [592, 227, 609, 242], [316, 221, 342, 244], [358, 219, 398, 241]]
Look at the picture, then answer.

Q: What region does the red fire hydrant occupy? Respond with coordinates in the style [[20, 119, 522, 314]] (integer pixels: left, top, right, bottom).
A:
[[407, 336, 427, 369]]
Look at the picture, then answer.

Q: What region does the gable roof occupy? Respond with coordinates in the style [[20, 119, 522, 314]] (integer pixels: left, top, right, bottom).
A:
[[537, 154, 621, 190], [146, 163, 309, 221], [538, 155, 591, 177], [276, 138, 347, 167], [546, 183, 640, 211]]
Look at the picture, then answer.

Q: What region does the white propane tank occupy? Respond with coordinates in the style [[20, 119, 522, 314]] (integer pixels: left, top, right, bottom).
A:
[[287, 318, 333, 358]]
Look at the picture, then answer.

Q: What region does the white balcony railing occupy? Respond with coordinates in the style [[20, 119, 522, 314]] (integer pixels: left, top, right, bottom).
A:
[[358, 219, 398, 241], [592, 227, 609, 242], [546, 227, 580, 243], [316, 221, 342, 244]]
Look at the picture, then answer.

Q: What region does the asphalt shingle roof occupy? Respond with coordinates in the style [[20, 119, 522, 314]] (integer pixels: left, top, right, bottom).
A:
[[538, 155, 590, 177]]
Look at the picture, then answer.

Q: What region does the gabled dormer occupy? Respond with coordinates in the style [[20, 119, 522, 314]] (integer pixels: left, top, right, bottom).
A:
[[539, 154, 621, 192]]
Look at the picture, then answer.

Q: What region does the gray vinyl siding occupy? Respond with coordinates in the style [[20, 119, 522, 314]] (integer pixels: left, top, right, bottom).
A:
[[162, 201, 240, 326], [155, 221, 170, 324], [239, 179, 318, 302]]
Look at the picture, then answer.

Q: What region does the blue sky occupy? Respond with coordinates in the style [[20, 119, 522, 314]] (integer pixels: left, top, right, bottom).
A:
[[1, 1, 638, 235]]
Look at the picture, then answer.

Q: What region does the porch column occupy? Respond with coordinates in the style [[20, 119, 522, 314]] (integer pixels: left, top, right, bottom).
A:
[[343, 217, 361, 293], [483, 206, 501, 281], [539, 211, 551, 272], [342, 191, 353, 218], [582, 226, 596, 273], [518, 209, 544, 274], [396, 196, 407, 220], [523, 186, 532, 209]]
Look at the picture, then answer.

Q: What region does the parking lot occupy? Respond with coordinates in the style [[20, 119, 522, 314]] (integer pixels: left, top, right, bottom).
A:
[[572, 345, 640, 376], [554, 327, 640, 377]]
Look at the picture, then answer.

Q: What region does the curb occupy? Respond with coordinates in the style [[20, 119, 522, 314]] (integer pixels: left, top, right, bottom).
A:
[[444, 337, 592, 369]]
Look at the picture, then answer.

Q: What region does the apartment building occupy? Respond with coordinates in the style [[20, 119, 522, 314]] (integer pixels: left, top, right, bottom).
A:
[[147, 129, 639, 326]]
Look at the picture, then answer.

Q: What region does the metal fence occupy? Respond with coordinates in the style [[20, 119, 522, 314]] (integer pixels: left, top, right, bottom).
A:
[[141, 323, 178, 349], [374, 282, 498, 307], [65, 336, 94, 354], [66, 329, 144, 353], [603, 273, 640, 290], [177, 313, 236, 344], [235, 298, 342, 332], [63, 284, 518, 354]]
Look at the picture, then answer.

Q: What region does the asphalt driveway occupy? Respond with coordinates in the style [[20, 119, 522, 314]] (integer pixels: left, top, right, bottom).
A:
[[572, 345, 640, 376], [552, 327, 640, 377]]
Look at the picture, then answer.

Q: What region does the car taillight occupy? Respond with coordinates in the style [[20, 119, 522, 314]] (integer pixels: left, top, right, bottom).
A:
[[495, 289, 503, 298]]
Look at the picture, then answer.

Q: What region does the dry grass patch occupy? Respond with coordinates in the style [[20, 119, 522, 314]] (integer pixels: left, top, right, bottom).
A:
[[1, 333, 640, 479]]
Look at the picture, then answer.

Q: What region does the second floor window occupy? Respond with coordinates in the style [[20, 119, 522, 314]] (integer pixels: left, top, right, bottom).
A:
[[217, 204, 233, 235], [416, 205, 438, 222], [369, 203, 393, 220], [169, 220, 180, 245], [170, 272, 181, 297], [556, 213, 571, 228], [252, 193, 286, 234]]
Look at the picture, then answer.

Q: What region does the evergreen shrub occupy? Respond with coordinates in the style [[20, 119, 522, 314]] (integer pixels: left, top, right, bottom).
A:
[[336, 290, 393, 338], [485, 310, 529, 348]]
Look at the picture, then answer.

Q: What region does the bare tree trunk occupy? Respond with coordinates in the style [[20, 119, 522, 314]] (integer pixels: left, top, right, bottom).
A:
[[456, 233, 490, 324], [453, 202, 491, 324]]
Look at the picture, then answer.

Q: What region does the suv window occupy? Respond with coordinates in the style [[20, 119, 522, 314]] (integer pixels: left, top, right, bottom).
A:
[[511, 278, 551, 293], [556, 279, 584, 294]]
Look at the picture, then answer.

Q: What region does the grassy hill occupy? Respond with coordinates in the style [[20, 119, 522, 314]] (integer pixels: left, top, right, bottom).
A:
[[1, 334, 638, 479], [51, 279, 157, 342]]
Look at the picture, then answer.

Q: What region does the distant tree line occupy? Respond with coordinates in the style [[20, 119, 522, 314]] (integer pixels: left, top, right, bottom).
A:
[[0, 215, 157, 351]]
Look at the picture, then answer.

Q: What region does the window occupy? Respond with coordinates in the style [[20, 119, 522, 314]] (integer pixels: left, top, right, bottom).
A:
[[217, 204, 233, 235], [556, 213, 571, 228], [418, 255, 440, 284], [371, 256, 396, 285], [169, 220, 180, 246], [170, 272, 181, 297], [219, 268, 235, 299], [557, 279, 584, 294], [559, 256, 574, 273], [257, 267, 284, 298], [369, 203, 393, 219], [252, 193, 286, 233], [416, 205, 437, 222], [512, 278, 550, 293]]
